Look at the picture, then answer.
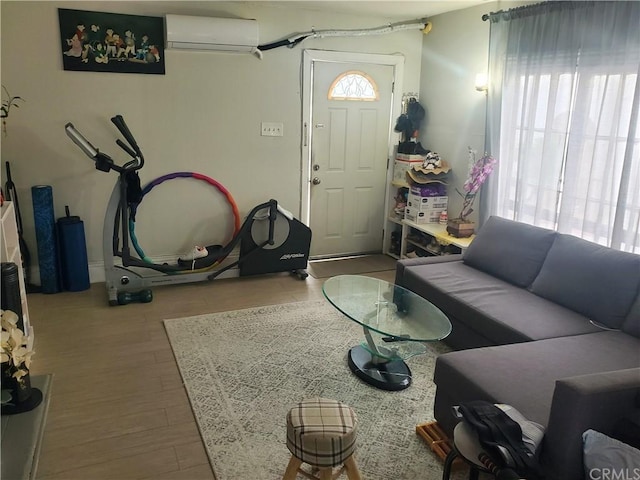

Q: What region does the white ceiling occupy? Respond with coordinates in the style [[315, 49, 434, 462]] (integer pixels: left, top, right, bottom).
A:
[[248, 1, 492, 21]]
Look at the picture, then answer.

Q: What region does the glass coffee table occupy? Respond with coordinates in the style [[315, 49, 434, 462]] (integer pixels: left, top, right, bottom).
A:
[[323, 275, 451, 391]]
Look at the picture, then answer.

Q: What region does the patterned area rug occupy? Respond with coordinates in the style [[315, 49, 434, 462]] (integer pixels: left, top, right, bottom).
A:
[[164, 300, 454, 480]]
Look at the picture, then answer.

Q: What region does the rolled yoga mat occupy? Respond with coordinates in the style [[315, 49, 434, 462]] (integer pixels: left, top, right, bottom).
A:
[[57, 206, 90, 291], [31, 185, 61, 293]]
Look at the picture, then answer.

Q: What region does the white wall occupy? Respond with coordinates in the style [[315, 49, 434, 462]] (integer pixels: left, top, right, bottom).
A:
[[1, 1, 424, 280], [418, 2, 493, 223], [418, 1, 532, 223]]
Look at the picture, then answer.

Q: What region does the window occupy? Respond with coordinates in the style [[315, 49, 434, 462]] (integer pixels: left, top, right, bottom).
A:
[[486, 2, 640, 253], [497, 63, 640, 253], [328, 71, 379, 101]]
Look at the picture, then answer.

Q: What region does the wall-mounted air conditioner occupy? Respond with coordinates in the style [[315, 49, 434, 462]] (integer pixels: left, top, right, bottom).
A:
[[165, 14, 259, 52]]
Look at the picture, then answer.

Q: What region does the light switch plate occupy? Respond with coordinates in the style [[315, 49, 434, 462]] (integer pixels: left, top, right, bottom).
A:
[[261, 122, 284, 137]]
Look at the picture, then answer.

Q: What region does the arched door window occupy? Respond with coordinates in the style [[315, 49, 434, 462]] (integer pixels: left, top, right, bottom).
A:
[[328, 70, 379, 101]]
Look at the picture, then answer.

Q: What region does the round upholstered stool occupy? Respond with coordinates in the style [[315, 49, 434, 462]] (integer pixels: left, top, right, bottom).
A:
[[442, 422, 492, 480], [442, 422, 525, 480], [283, 397, 361, 480]]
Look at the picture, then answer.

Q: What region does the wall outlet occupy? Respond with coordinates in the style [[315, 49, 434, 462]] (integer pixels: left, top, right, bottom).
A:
[[261, 122, 284, 137]]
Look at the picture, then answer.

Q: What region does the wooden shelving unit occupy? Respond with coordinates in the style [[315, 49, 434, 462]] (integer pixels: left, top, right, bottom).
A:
[[384, 153, 422, 258], [1, 201, 31, 337], [400, 221, 475, 258]]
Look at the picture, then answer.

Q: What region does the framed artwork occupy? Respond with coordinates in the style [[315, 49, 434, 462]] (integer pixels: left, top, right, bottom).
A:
[[58, 8, 165, 75]]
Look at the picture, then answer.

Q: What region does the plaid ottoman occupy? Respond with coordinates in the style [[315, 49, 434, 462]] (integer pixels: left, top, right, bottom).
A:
[[285, 397, 359, 472]]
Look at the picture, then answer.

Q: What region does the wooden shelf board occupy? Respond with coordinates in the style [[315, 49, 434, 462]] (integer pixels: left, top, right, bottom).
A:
[[402, 220, 475, 249]]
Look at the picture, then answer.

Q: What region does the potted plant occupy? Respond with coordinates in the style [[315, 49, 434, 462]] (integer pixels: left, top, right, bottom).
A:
[[1, 309, 35, 408], [1, 85, 25, 136], [447, 148, 497, 238]]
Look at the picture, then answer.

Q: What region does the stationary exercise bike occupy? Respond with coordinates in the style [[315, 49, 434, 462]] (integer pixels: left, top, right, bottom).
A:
[[65, 115, 310, 306]]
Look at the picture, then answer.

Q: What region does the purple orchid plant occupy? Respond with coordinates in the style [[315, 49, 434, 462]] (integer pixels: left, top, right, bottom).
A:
[[457, 148, 497, 221]]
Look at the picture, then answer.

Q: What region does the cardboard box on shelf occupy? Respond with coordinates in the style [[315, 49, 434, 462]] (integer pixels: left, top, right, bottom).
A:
[[405, 206, 443, 224], [393, 159, 423, 184], [407, 195, 448, 212], [396, 153, 427, 162], [410, 184, 447, 197]]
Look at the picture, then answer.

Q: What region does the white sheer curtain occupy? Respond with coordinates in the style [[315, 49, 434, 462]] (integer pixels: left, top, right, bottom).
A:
[[483, 1, 640, 253]]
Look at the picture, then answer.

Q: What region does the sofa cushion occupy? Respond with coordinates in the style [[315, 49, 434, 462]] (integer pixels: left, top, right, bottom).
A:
[[622, 294, 640, 338], [530, 234, 640, 330], [401, 261, 602, 346], [462, 216, 556, 288], [433, 331, 640, 428]]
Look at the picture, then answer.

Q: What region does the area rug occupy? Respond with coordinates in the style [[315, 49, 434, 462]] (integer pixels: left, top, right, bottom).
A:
[[164, 300, 453, 480], [307, 254, 397, 279]]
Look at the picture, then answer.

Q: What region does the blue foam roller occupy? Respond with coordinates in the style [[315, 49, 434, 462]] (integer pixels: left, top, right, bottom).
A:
[[57, 210, 90, 292], [31, 185, 61, 294]]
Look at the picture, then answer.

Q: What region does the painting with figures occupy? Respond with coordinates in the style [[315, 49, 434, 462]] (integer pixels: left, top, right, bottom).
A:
[[58, 8, 165, 75]]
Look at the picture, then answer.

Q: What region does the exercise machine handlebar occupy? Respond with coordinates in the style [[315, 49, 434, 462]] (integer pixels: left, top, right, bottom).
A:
[[111, 115, 140, 153], [111, 115, 144, 171], [116, 139, 137, 159], [65, 122, 117, 173], [65, 122, 98, 158], [65, 116, 144, 174]]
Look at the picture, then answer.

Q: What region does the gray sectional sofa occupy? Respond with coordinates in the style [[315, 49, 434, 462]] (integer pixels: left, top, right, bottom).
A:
[[394, 216, 640, 480]]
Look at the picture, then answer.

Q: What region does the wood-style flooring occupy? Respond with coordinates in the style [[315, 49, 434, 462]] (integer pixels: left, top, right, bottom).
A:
[[29, 264, 395, 480]]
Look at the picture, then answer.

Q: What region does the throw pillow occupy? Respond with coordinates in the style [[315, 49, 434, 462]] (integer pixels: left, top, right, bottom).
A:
[[583, 429, 640, 478], [462, 216, 556, 288], [530, 234, 640, 329]]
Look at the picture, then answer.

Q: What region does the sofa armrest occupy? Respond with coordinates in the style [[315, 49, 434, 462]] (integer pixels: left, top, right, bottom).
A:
[[395, 254, 463, 286], [541, 368, 640, 480]]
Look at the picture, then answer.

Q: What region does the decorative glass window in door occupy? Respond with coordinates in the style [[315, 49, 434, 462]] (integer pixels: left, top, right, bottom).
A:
[[328, 71, 379, 101]]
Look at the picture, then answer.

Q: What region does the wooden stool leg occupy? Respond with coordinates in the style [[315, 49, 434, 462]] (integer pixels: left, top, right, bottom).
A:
[[318, 467, 333, 480], [283, 456, 303, 480], [344, 456, 362, 480]]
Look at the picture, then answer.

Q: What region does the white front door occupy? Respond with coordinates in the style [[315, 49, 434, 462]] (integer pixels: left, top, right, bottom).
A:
[[306, 57, 396, 258]]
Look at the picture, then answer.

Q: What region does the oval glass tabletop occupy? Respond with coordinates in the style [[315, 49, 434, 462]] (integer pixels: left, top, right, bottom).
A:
[[323, 274, 451, 391], [322, 274, 452, 342]]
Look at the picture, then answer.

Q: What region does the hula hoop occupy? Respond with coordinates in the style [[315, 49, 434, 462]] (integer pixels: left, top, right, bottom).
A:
[[128, 172, 241, 266]]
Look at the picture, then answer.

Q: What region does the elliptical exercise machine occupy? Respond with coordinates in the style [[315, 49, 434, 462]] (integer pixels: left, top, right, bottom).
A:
[[65, 115, 310, 306]]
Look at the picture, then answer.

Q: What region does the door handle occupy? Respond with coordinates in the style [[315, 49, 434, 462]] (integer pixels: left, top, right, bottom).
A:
[[312, 177, 321, 185]]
